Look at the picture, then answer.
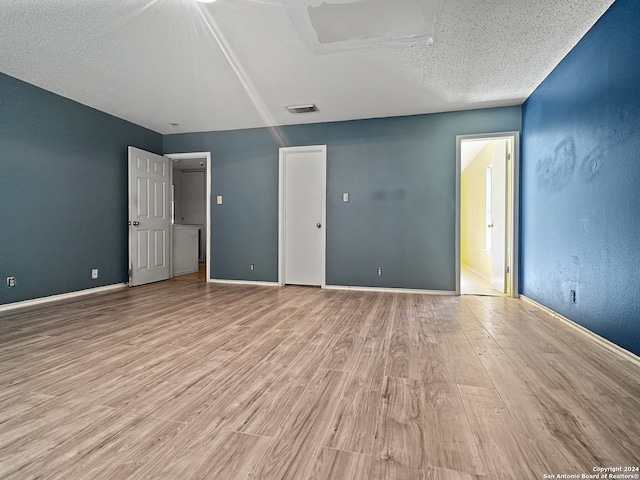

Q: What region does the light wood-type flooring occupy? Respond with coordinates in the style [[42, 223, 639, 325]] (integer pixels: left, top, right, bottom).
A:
[[1, 274, 639, 479]]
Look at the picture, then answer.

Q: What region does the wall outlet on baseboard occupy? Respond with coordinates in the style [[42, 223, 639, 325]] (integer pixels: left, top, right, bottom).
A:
[[250, 264, 255, 271], [570, 289, 576, 303], [92, 269, 99, 279], [7, 277, 16, 288], [377, 267, 383, 276]]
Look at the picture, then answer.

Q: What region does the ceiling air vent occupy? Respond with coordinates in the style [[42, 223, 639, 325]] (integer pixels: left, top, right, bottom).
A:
[[286, 104, 319, 114]]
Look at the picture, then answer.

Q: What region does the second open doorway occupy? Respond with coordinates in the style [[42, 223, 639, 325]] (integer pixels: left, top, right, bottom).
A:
[[167, 152, 211, 283], [456, 133, 519, 297]]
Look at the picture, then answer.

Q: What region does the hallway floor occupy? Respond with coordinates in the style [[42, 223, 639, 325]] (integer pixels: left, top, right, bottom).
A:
[[461, 264, 502, 296]]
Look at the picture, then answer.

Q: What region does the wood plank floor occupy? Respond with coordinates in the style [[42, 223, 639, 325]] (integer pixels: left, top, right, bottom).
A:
[[1, 275, 639, 479]]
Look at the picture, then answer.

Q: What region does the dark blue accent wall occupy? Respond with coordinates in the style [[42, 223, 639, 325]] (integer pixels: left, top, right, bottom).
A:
[[521, 0, 640, 355], [164, 107, 521, 289], [0, 73, 162, 305]]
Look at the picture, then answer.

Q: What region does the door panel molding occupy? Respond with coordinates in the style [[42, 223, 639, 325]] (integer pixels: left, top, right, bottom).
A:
[[128, 146, 171, 287]]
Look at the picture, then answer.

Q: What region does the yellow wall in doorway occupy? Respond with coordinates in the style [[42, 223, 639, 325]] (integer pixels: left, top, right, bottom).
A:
[[461, 140, 503, 280]]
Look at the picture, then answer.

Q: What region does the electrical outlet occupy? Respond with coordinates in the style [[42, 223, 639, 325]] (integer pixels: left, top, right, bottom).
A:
[[250, 264, 255, 271], [570, 289, 576, 303], [7, 276, 16, 288], [377, 267, 383, 276], [92, 269, 99, 279]]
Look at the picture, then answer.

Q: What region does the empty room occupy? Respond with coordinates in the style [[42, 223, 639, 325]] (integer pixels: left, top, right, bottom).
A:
[[1, 0, 638, 479]]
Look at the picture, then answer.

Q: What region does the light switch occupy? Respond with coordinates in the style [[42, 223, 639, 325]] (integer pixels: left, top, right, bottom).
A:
[[216, 195, 223, 205], [342, 192, 349, 202]]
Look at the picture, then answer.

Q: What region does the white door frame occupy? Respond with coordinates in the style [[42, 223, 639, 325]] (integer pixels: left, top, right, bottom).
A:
[[166, 152, 212, 282], [455, 132, 520, 297], [278, 145, 327, 287]]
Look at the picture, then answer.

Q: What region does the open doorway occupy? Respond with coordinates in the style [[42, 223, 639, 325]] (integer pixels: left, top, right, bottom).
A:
[[166, 152, 211, 283], [456, 133, 519, 297]]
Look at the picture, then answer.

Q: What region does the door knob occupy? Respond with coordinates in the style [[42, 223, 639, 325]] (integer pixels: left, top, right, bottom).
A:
[[132, 221, 140, 226], [316, 223, 322, 228]]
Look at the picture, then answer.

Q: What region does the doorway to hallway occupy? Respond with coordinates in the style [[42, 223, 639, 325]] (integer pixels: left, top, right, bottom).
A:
[[456, 133, 519, 297]]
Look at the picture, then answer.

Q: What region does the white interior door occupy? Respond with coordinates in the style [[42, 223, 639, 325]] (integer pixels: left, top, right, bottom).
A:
[[490, 141, 507, 292], [128, 147, 171, 287], [279, 146, 326, 286]]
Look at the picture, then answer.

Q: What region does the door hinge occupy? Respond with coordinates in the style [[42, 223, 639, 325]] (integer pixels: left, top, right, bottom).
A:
[[506, 153, 511, 161], [506, 266, 510, 274], [128, 269, 132, 277]]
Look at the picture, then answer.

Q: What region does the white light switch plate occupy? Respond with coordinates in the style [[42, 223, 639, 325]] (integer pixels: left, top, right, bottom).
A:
[[342, 193, 349, 202], [216, 195, 223, 205]]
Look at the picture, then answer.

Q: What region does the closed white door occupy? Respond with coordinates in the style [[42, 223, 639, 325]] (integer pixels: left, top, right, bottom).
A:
[[128, 147, 171, 287], [490, 141, 507, 292], [279, 146, 326, 286]]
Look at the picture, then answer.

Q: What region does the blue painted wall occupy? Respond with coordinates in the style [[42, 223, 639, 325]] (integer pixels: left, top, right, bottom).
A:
[[164, 107, 521, 290], [0, 73, 162, 305], [521, 0, 640, 355]]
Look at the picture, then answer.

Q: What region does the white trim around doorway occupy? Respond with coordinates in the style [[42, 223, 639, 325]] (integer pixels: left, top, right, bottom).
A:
[[166, 152, 212, 282], [278, 145, 327, 287], [455, 132, 520, 297]]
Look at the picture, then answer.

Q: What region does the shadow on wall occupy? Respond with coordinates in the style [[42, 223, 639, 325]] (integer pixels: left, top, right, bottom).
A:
[[536, 107, 633, 193]]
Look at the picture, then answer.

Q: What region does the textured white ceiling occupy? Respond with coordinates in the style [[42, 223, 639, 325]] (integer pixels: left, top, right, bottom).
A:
[[0, 0, 615, 134]]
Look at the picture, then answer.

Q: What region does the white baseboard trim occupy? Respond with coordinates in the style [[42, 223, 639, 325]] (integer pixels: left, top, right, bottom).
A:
[[0, 283, 128, 312], [521, 295, 640, 368], [323, 285, 456, 296], [461, 263, 491, 285], [173, 269, 199, 276], [208, 279, 280, 287]]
